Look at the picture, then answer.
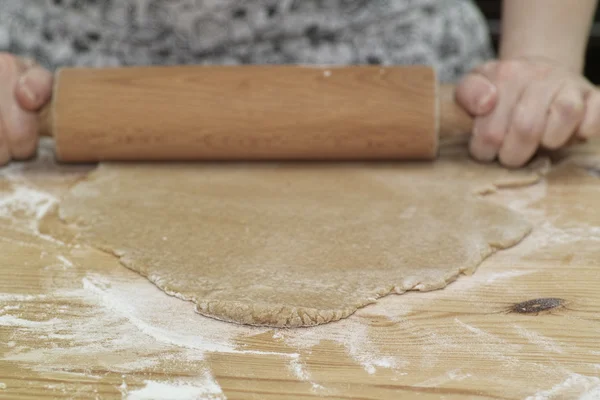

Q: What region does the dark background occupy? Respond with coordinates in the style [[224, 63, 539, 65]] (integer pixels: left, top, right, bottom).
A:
[[474, 0, 600, 83]]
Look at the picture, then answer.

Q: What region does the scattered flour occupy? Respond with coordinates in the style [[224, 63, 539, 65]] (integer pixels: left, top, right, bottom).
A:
[[0, 293, 46, 302], [56, 255, 74, 268], [513, 325, 565, 354], [416, 369, 472, 387], [288, 355, 310, 381], [79, 275, 295, 358], [0, 383, 6, 390], [453, 318, 522, 367], [288, 355, 327, 393], [275, 309, 407, 375], [0, 186, 57, 229], [0, 315, 62, 328], [125, 372, 225, 400], [526, 373, 600, 400], [484, 270, 534, 284]]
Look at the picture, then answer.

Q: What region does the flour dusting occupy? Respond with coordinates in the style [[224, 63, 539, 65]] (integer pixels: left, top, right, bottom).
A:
[[526, 373, 600, 400], [0, 185, 57, 229], [126, 372, 225, 400], [0, 315, 62, 328], [275, 308, 407, 375], [513, 325, 564, 354], [417, 369, 472, 387], [485, 270, 533, 284]]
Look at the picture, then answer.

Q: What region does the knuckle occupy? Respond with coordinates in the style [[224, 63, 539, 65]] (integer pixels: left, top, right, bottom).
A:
[[552, 96, 584, 120], [495, 60, 521, 81]]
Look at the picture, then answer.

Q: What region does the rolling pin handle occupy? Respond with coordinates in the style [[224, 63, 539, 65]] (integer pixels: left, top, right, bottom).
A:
[[438, 83, 474, 138]]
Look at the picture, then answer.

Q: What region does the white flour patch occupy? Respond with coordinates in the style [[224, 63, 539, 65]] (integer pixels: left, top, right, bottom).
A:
[[56, 255, 74, 268], [125, 371, 225, 400], [272, 295, 410, 376], [484, 270, 534, 284], [0, 383, 6, 389], [275, 311, 407, 375], [513, 325, 564, 354], [287, 355, 328, 393], [0, 293, 47, 302], [526, 373, 600, 400], [581, 386, 600, 400], [289, 355, 310, 381], [0, 186, 57, 230], [512, 221, 600, 257], [0, 315, 62, 328]]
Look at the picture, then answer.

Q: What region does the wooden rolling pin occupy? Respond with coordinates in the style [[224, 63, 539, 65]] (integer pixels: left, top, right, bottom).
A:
[[39, 65, 473, 162]]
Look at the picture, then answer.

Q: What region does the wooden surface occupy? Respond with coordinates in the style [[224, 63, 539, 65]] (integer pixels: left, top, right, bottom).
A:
[[50, 65, 444, 162], [1, 139, 600, 399]]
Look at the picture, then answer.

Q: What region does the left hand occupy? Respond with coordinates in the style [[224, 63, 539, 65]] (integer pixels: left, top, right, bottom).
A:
[[455, 57, 600, 167]]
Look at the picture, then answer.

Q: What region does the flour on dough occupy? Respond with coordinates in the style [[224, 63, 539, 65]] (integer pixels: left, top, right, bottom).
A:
[[50, 145, 546, 327]]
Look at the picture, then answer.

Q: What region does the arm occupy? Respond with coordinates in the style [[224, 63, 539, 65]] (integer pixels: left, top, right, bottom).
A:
[[499, 0, 598, 73]]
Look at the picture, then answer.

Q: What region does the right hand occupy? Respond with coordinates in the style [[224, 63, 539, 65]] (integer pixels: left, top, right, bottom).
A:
[[0, 53, 53, 166]]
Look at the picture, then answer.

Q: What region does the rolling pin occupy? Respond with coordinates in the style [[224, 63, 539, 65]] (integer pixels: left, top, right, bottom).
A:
[[39, 65, 473, 162]]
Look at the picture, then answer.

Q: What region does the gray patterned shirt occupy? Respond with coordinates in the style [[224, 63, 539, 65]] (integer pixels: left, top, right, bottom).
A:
[[0, 0, 494, 82]]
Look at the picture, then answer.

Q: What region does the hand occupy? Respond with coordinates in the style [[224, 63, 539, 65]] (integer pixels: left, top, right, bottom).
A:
[[0, 53, 53, 166], [455, 57, 600, 167]]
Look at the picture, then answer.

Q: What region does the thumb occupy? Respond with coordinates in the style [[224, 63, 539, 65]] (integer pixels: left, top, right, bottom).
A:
[[15, 66, 53, 112], [455, 72, 498, 116]]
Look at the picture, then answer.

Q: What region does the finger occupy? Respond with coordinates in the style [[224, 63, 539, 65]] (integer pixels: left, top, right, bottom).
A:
[[542, 84, 585, 149], [2, 101, 38, 160], [15, 66, 53, 111], [498, 80, 560, 167], [577, 89, 600, 139], [455, 72, 498, 116], [469, 72, 526, 162], [0, 54, 38, 160]]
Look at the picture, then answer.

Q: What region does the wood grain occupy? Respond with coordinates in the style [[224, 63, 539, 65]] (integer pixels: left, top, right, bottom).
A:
[[49, 65, 439, 162], [0, 140, 599, 399]]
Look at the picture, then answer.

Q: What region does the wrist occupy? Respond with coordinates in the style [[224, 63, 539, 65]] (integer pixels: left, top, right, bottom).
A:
[[499, 49, 585, 74]]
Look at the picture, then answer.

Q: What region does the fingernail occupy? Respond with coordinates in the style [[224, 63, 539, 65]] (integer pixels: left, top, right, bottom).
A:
[[18, 75, 37, 103]]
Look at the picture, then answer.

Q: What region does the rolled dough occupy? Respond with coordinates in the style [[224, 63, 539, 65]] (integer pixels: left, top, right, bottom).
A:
[[50, 143, 546, 327]]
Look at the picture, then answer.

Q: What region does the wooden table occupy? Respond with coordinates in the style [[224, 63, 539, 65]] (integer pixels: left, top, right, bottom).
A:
[[1, 139, 599, 400]]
